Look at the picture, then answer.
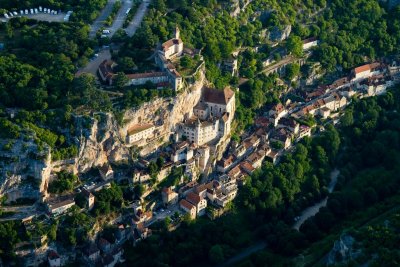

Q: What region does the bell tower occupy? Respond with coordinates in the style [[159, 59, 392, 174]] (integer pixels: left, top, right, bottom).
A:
[[175, 26, 180, 39]]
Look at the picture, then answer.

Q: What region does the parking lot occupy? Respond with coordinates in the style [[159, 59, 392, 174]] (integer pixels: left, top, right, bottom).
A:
[[3, 12, 69, 23]]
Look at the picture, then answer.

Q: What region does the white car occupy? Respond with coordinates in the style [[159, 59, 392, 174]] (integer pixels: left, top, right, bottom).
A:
[[4, 14, 9, 19], [13, 12, 18, 16], [25, 10, 28, 15], [44, 8, 47, 13], [39, 6, 43, 12]]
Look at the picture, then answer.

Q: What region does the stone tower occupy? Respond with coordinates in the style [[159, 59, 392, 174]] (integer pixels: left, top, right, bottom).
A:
[[175, 26, 180, 39]]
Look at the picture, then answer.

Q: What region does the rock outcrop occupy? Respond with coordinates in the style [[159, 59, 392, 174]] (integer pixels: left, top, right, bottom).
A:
[[74, 113, 130, 173], [0, 68, 206, 201]]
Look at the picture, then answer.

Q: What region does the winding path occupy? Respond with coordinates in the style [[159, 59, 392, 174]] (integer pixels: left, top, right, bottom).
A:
[[293, 169, 340, 230]]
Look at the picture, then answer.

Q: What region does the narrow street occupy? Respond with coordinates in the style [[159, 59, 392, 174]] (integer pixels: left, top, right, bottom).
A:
[[124, 0, 150, 36]]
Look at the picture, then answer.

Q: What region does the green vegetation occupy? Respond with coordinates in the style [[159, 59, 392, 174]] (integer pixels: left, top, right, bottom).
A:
[[123, 85, 175, 108], [0, 220, 26, 261], [0, 118, 20, 139], [300, 90, 400, 242], [93, 182, 124, 216], [48, 171, 79, 194], [158, 166, 184, 188], [313, 0, 400, 71], [57, 207, 94, 246]]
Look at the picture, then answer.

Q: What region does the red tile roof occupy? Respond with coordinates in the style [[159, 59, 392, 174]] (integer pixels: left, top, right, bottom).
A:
[[162, 38, 182, 51], [354, 64, 371, 74], [186, 192, 202, 205], [180, 199, 195, 210], [240, 161, 255, 173]]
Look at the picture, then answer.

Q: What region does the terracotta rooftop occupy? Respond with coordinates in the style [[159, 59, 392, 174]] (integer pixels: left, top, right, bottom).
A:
[[180, 199, 195, 210], [162, 38, 182, 51], [98, 60, 115, 80], [354, 62, 381, 75], [186, 191, 202, 205], [240, 161, 255, 173], [203, 87, 234, 105], [218, 155, 235, 168], [246, 151, 263, 164], [228, 165, 242, 178]]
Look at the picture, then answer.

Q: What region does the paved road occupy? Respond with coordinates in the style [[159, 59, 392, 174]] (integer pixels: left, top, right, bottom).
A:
[[217, 242, 267, 267], [107, 0, 134, 37], [76, 49, 111, 76], [293, 169, 340, 230], [125, 0, 150, 36], [89, 0, 119, 38]]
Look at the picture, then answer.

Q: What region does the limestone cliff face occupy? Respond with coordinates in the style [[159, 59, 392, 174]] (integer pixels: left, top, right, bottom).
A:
[[0, 70, 206, 200], [121, 68, 205, 139], [75, 69, 205, 172], [74, 113, 130, 173], [0, 138, 50, 202]]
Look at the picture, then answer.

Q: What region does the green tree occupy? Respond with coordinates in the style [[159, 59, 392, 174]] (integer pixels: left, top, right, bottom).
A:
[[285, 63, 300, 80], [114, 72, 128, 89], [287, 35, 303, 57], [209, 244, 224, 263]]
